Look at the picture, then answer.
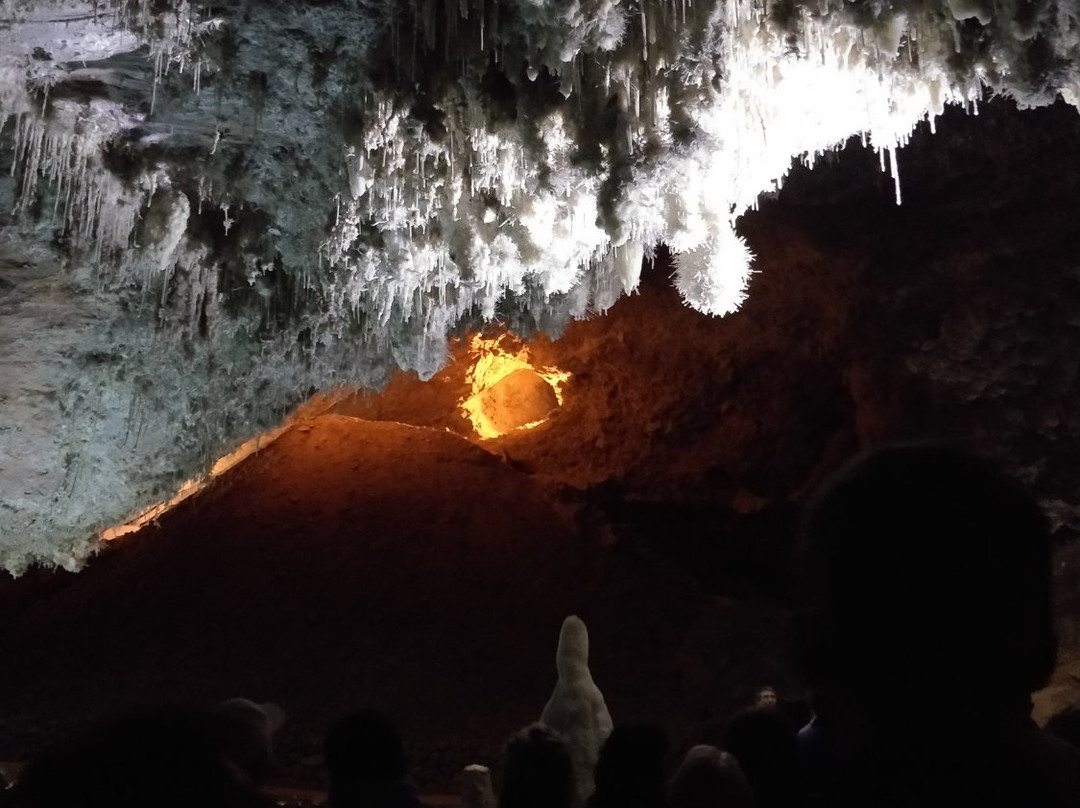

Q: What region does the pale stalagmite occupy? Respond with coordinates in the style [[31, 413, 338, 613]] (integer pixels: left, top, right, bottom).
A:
[[540, 616, 614, 806]]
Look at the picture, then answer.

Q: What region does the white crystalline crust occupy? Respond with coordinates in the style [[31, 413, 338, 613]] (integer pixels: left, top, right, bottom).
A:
[[0, 0, 1078, 571]]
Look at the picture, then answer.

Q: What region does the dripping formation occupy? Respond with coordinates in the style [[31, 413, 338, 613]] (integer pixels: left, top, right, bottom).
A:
[[0, 0, 1079, 570]]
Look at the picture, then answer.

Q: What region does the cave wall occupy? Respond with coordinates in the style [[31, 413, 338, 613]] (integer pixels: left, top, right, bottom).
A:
[[346, 99, 1080, 628], [3, 1, 1080, 571], [558, 99, 1080, 633], [1, 95, 1077, 776]]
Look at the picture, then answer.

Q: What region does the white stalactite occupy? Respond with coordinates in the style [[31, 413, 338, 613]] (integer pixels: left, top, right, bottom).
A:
[[0, 0, 1079, 571]]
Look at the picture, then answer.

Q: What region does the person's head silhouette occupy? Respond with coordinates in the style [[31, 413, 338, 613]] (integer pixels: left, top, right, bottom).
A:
[[499, 724, 574, 808], [790, 446, 1080, 806], [668, 746, 752, 808], [721, 706, 802, 808], [5, 706, 264, 808], [796, 444, 1056, 720], [589, 724, 668, 808], [212, 698, 285, 787], [1046, 705, 1080, 751], [324, 710, 408, 789]]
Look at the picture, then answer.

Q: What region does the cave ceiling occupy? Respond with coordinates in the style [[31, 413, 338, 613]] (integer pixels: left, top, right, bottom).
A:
[[0, 0, 1079, 572]]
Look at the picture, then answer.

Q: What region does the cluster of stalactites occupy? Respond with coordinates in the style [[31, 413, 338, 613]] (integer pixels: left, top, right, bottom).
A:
[[3, 1, 1080, 375], [4, 108, 141, 261], [322, 0, 1080, 349], [0, 1, 217, 273]]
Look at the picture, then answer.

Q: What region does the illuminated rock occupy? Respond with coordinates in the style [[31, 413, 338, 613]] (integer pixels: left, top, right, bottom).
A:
[[476, 368, 559, 436], [460, 334, 571, 439]]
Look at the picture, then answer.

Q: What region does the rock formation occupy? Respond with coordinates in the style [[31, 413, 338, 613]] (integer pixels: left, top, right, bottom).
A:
[[540, 615, 614, 806], [2, 1, 1080, 570]]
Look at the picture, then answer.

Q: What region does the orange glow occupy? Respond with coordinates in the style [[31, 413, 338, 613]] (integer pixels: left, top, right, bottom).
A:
[[98, 425, 292, 542], [460, 333, 570, 439], [100, 394, 340, 542], [99, 478, 204, 542]]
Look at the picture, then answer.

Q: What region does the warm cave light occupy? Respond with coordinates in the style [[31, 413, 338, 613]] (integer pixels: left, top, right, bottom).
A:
[[99, 478, 203, 542], [460, 333, 571, 440], [99, 420, 295, 542]]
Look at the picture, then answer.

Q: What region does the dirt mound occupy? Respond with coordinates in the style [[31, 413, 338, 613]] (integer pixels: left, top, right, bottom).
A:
[[0, 416, 779, 786]]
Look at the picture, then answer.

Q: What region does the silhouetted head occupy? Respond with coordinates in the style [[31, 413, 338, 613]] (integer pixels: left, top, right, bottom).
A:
[[1046, 705, 1080, 751], [754, 687, 778, 709], [499, 724, 574, 808], [590, 724, 668, 808], [796, 444, 1056, 715], [5, 706, 260, 808], [324, 710, 408, 792], [556, 616, 590, 682], [721, 707, 802, 808], [212, 698, 285, 786], [668, 745, 753, 808]]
